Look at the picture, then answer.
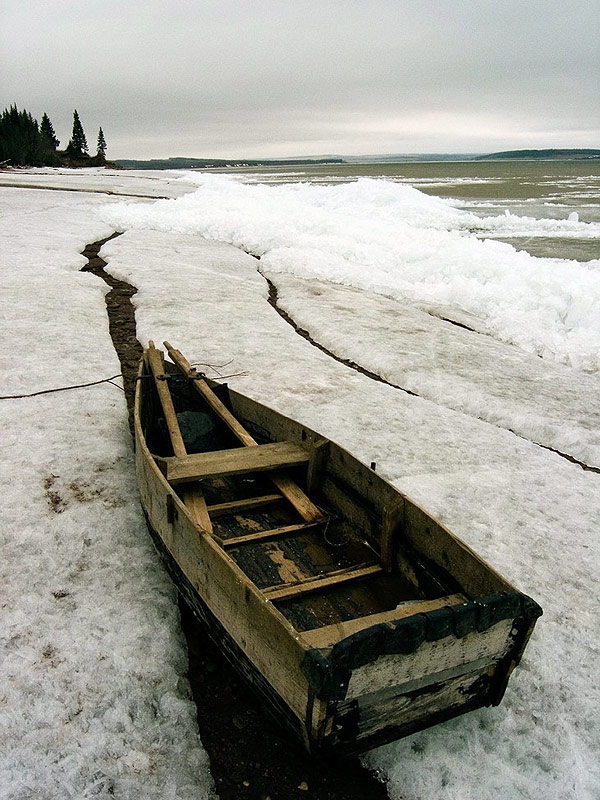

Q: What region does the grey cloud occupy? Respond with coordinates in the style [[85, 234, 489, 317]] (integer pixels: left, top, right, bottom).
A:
[[1, 0, 598, 158]]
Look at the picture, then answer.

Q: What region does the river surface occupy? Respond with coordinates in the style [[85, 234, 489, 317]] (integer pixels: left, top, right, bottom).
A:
[[223, 159, 600, 262]]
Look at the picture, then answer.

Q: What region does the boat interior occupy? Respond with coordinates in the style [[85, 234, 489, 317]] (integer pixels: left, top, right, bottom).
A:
[[139, 343, 468, 640]]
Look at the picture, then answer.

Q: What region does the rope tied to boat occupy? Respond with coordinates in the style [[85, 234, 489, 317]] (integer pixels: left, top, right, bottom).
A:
[[0, 374, 125, 400], [186, 367, 205, 380], [185, 360, 247, 381], [136, 368, 247, 382], [0, 365, 246, 400]]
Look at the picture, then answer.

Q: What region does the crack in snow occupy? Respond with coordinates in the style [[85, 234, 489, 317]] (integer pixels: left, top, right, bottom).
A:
[[260, 266, 600, 475], [80, 234, 141, 431]]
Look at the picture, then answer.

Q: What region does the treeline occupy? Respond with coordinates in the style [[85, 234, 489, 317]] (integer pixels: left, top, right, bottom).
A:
[[0, 106, 108, 167], [476, 148, 600, 161], [116, 156, 345, 169]]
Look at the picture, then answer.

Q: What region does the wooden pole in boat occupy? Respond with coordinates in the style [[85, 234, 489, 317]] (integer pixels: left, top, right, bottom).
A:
[[146, 341, 213, 533], [163, 341, 325, 524]]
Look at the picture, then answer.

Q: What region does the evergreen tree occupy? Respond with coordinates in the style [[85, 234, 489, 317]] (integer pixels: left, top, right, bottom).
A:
[[40, 113, 60, 150], [66, 109, 88, 157], [96, 127, 107, 160], [0, 105, 45, 166]]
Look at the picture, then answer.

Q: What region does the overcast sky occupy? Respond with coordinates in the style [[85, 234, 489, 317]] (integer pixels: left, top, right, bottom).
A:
[[1, 0, 598, 159]]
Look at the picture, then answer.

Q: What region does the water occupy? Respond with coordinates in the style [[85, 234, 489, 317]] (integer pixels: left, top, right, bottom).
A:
[[104, 159, 600, 371], [223, 159, 600, 261]]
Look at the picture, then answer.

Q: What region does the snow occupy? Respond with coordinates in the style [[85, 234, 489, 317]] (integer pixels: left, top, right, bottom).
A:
[[1, 166, 599, 799], [0, 185, 214, 799], [101, 173, 600, 372], [0, 167, 195, 199], [267, 273, 600, 467]]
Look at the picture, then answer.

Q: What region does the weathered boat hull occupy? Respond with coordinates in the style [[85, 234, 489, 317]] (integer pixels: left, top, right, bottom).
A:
[[135, 348, 541, 756]]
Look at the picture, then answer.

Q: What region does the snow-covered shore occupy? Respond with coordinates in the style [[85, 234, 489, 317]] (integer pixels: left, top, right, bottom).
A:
[[1, 167, 599, 800], [0, 180, 215, 799]]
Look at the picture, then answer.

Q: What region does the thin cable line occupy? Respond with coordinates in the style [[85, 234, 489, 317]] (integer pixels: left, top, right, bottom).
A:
[[0, 374, 124, 400]]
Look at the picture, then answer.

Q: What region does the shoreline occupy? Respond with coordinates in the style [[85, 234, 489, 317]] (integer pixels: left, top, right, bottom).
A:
[[80, 236, 390, 800]]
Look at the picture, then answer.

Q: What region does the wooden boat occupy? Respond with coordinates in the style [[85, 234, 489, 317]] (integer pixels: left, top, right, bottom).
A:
[[134, 341, 542, 757]]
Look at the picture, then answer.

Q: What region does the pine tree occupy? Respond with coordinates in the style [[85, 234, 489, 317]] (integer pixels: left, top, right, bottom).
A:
[[40, 113, 60, 150], [96, 127, 107, 160], [0, 105, 45, 166], [67, 109, 88, 157]]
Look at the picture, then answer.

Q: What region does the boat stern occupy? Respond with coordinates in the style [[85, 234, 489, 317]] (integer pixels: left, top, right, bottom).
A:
[[301, 591, 542, 756]]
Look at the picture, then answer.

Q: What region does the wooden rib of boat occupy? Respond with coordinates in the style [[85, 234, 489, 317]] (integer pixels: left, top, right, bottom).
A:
[[134, 341, 542, 757]]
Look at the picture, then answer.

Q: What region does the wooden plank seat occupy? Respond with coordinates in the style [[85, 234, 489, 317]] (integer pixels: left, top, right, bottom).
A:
[[157, 440, 311, 485], [146, 342, 213, 533], [221, 520, 324, 549], [206, 494, 285, 518], [163, 342, 326, 523], [263, 563, 383, 602]]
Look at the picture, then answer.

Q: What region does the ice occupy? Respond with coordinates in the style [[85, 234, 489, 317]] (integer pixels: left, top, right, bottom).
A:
[[2, 167, 599, 800], [101, 174, 600, 372], [103, 227, 599, 800]]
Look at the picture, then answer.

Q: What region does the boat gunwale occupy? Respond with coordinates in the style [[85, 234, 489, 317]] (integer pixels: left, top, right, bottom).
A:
[[134, 357, 309, 650], [133, 348, 542, 754], [162, 360, 517, 600], [222, 378, 519, 599], [135, 357, 541, 651]]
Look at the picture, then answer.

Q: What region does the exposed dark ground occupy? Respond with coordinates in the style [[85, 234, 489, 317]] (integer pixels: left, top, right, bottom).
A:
[[82, 236, 390, 800]]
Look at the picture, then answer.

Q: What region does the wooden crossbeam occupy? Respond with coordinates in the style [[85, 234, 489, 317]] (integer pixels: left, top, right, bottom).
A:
[[221, 520, 323, 549], [159, 441, 310, 484], [146, 342, 212, 534], [163, 341, 257, 447], [264, 472, 325, 525], [146, 345, 186, 458], [181, 484, 213, 532], [206, 494, 284, 518], [263, 563, 382, 602], [301, 593, 467, 649], [163, 341, 326, 523]]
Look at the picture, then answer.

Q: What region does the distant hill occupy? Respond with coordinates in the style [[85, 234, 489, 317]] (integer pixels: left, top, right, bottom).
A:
[[341, 153, 480, 163], [476, 149, 600, 161], [115, 156, 344, 169], [114, 150, 600, 170]]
